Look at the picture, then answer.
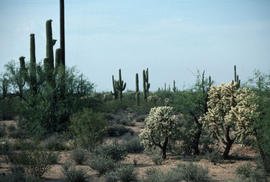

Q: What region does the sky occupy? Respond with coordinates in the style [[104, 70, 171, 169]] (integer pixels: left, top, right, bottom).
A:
[[0, 0, 269, 92]]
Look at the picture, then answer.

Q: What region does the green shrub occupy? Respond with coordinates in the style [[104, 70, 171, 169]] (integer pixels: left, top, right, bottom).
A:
[[88, 155, 117, 175], [107, 124, 131, 137], [151, 155, 163, 165], [9, 128, 27, 139], [94, 141, 127, 162], [39, 134, 67, 151], [105, 171, 119, 182], [13, 140, 37, 151], [205, 151, 223, 164], [71, 149, 87, 165], [176, 163, 211, 182], [122, 137, 144, 153], [117, 165, 137, 182], [7, 125, 16, 132], [62, 161, 88, 182], [70, 108, 107, 150], [8, 150, 58, 177], [143, 168, 181, 182], [0, 173, 43, 182], [0, 139, 12, 155], [236, 163, 253, 179], [0, 124, 6, 138]]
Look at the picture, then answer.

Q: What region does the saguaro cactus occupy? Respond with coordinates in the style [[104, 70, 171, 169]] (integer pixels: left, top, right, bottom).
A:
[[173, 80, 176, 92], [30, 34, 37, 94], [46, 19, 56, 71], [135, 73, 140, 106], [55, 48, 62, 70], [233, 65, 240, 88], [18, 56, 26, 98], [111, 75, 118, 100], [116, 69, 126, 102], [143, 68, 150, 101], [60, 0, 65, 66]]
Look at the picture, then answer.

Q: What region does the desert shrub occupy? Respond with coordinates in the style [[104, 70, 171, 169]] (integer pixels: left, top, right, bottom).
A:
[[143, 168, 181, 182], [236, 162, 267, 182], [199, 83, 259, 159], [205, 151, 223, 164], [0, 124, 6, 137], [0, 139, 12, 155], [236, 163, 253, 179], [9, 127, 27, 139], [70, 108, 107, 151], [176, 163, 211, 182], [13, 139, 37, 151], [71, 149, 87, 165], [8, 150, 58, 177], [117, 165, 137, 182], [122, 137, 144, 153], [88, 155, 117, 175], [7, 124, 16, 132], [39, 134, 67, 151], [105, 171, 119, 182], [94, 141, 127, 161], [139, 106, 181, 159], [62, 161, 88, 182], [107, 124, 131, 137], [0, 172, 43, 182], [151, 155, 163, 165]]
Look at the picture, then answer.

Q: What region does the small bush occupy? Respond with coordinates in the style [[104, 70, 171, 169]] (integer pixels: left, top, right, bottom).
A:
[[8, 150, 58, 177], [39, 134, 67, 151], [88, 155, 117, 175], [236, 163, 253, 179], [107, 124, 131, 137], [62, 161, 88, 182], [13, 140, 37, 151], [0, 139, 12, 155], [151, 155, 163, 165], [70, 108, 107, 150], [0, 124, 6, 138], [71, 149, 87, 165], [176, 163, 211, 182], [7, 125, 16, 132], [205, 151, 223, 164], [94, 142, 127, 162], [122, 137, 144, 153], [9, 128, 27, 139], [117, 165, 137, 182], [105, 171, 119, 182]]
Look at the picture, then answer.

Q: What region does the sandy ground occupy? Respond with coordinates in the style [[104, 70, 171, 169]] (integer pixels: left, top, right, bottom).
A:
[[0, 120, 267, 182]]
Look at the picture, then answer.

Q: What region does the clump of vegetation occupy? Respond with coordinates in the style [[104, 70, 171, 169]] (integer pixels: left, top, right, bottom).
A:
[[71, 148, 87, 165], [176, 163, 211, 182], [88, 155, 117, 176], [199, 82, 259, 159], [139, 106, 181, 159], [116, 165, 137, 182], [62, 161, 88, 182], [8, 150, 58, 177], [122, 136, 144, 153], [39, 134, 67, 151], [0, 124, 6, 138], [107, 124, 131, 137], [69, 108, 107, 151], [94, 141, 127, 162]]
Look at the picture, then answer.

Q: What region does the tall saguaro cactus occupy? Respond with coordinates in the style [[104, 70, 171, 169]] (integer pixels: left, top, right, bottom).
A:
[[116, 69, 126, 102], [30, 34, 37, 94], [143, 68, 150, 101], [111, 75, 118, 100], [135, 73, 140, 106], [18, 56, 26, 98], [60, 0, 65, 66], [55, 48, 62, 70], [46, 19, 56, 71], [233, 65, 240, 88], [173, 80, 176, 92]]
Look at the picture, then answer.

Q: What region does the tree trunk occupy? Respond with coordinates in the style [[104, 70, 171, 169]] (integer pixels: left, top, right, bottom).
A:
[[223, 140, 233, 159], [161, 137, 168, 159]]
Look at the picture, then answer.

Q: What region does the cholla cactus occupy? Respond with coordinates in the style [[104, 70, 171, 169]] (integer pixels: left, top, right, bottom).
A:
[[199, 82, 259, 159], [139, 106, 180, 159]]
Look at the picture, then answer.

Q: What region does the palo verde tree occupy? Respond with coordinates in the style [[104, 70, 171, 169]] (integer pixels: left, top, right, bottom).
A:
[[139, 106, 181, 159], [199, 82, 259, 159]]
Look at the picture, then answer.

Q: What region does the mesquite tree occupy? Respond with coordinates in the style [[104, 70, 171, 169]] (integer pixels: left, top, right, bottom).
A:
[[139, 106, 181, 159], [199, 82, 259, 159]]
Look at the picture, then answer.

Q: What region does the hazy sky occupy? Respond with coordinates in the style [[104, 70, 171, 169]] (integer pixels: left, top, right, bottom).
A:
[[0, 0, 269, 91]]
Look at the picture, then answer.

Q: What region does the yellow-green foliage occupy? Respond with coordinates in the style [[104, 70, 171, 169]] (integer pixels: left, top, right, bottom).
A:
[[199, 82, 259, 144], [139, 106, 180, 158]]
